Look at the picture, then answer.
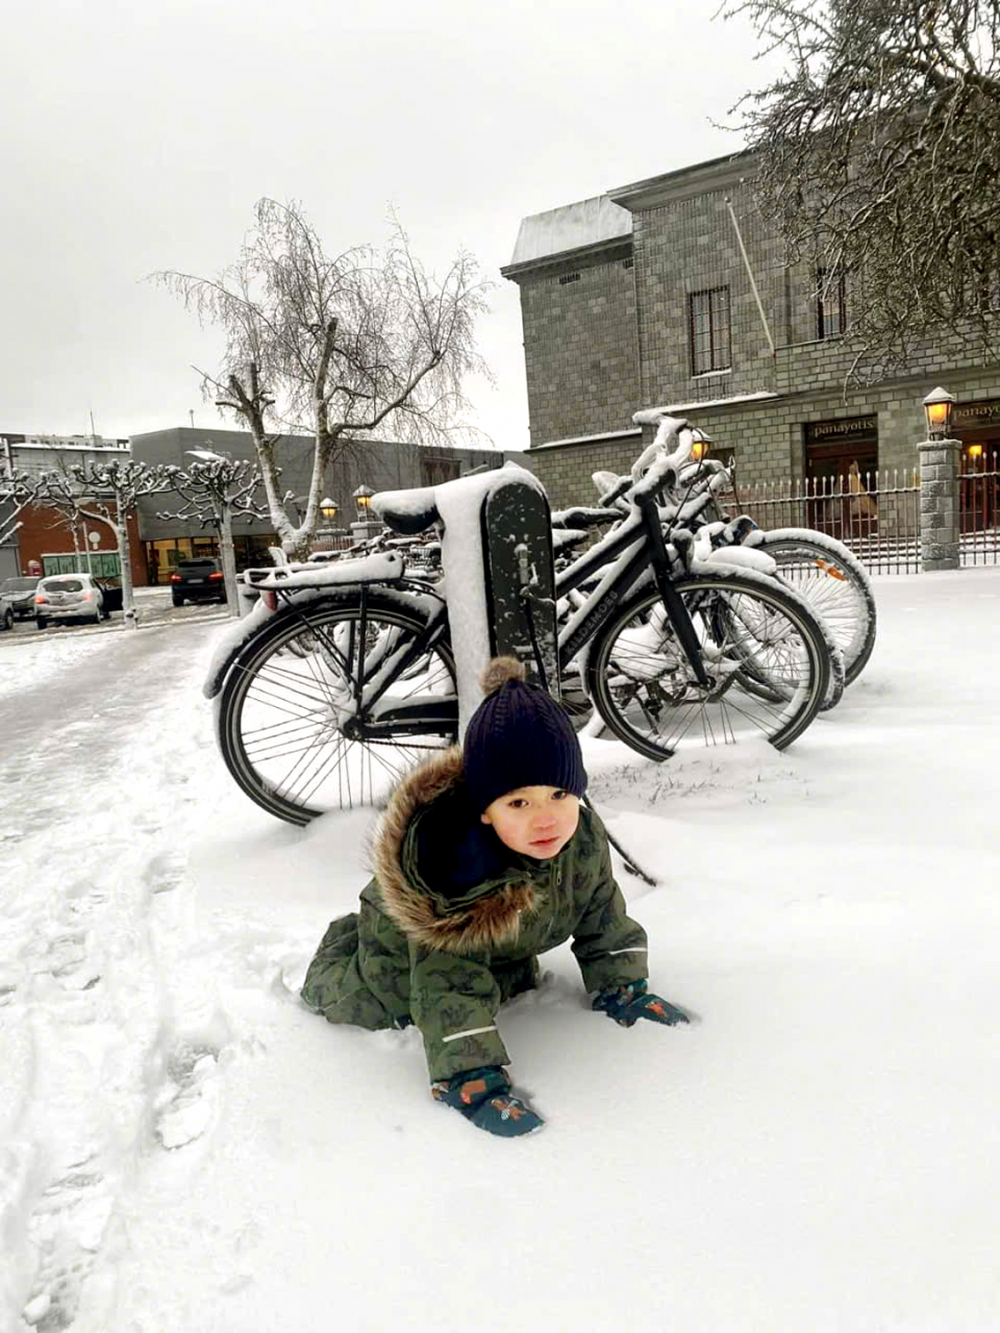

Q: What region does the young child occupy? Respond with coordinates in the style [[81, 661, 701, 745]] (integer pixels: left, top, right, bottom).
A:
[[301, 656, 689, 1137]]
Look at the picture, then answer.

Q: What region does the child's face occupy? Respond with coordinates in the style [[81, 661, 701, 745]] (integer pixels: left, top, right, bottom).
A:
[[480, 785, 580, 860]]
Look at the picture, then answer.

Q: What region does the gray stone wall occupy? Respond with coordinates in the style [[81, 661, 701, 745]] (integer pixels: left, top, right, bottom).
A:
[[515, 249, 639, 446], [521, 370, 1000, 508], [634, 181, 784, 407]]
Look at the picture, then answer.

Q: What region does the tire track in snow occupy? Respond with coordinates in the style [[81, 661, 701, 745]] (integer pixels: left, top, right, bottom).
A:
[[0, 623, 233, 1330]]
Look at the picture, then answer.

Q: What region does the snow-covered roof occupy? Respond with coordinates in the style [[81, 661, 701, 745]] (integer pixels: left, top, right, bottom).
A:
[[507, 196, 632, 269], [641, 391, 781, 415], [532, 427, 643, 451]]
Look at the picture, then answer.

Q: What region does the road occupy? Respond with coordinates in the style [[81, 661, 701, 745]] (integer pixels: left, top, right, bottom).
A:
[[1, 586, 230, 645], [1, 615, 226, 1331]]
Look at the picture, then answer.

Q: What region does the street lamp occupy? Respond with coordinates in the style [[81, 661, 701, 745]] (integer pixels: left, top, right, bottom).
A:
[[353, 483, 375, 518], [319, 496, 339, 524], [923, 387, 956, 439]]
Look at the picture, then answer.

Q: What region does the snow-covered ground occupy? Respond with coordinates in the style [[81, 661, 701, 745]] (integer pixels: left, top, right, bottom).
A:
[[2, 570, 999, 1332]]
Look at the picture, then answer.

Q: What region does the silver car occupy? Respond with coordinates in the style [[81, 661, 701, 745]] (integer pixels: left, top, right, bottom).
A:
[[34, 574, 105, 629], [0, 575, 41, 619]]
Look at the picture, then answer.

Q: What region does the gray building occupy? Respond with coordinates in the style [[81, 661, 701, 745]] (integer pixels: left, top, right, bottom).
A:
[[502, 151, 1000, 510], [130, 426, 500, 583]]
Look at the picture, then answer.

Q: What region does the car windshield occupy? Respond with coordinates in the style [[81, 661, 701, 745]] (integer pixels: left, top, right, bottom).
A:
[[179, 560, 217, 569], [2, 577, 39, 592], [43, 579, 84, 592]]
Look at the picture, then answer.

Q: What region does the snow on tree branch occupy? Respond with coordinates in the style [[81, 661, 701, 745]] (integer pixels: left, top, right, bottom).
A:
[[151, 198, 493, 559]]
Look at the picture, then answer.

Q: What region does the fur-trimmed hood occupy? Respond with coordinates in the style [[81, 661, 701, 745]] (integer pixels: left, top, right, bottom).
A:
[[370, 747, 538, 954]]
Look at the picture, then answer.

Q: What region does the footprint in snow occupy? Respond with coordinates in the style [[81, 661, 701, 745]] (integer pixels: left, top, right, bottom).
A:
[[154, 1043, 222, 1150], [20, 1153, 114, 1332]]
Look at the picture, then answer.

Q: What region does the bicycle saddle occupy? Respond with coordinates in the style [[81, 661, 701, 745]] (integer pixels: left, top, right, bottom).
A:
[[371, 486, 441, 535]]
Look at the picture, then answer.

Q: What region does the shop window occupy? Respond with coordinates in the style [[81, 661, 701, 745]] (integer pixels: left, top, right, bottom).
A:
[[689, 287, 731, 375]]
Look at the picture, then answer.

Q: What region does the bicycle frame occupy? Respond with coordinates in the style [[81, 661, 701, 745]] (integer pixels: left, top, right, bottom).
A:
[[554, 493, 712, 687]]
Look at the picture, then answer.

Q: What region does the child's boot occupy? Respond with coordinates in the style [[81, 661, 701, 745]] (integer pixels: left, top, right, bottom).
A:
[[431, 1066, 544, 1137]]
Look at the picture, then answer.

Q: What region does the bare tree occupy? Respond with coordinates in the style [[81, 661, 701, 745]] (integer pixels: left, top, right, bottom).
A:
[[36, 460, 176, 628], [724, 0, 1000, 380], [153, 199, 492, 560], [156, 452, 270, 612], [0, 472, 39, 549]]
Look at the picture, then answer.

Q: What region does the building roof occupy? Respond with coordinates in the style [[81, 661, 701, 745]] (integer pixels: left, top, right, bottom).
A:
[[503, 196, 632, 275]]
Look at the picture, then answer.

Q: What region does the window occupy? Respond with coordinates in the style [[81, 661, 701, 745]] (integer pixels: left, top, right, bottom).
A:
[[816, 269, 847, 340], [689, 287, 731, 375]]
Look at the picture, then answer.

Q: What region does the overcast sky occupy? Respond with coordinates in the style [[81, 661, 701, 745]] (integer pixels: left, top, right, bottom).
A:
[[1, 0, 770, 452]]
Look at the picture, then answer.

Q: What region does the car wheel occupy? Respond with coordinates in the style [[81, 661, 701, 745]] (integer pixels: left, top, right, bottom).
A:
[[1, 608, 12, 631], [36, 617, 47, 630], [172, 595, 184, 607]]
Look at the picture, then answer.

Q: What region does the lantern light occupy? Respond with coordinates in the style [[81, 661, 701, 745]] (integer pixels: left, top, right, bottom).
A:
[[923, 387, 956, 439], [319, 496, 339, 522], [353, 483, 375, 513]]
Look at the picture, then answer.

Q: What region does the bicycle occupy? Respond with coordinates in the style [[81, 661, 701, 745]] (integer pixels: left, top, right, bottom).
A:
[[589, 436, 877, 689], [208, 415, 837, 825]]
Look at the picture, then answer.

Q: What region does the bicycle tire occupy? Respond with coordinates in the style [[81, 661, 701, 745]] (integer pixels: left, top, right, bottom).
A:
[[586, 571, 831, 759], [752, 529, 877, 686], [216, 593, 457, 825]]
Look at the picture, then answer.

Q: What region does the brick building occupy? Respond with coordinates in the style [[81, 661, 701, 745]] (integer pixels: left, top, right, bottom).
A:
[[0, 432, 137, 581], [502, 151, 1000, 510]]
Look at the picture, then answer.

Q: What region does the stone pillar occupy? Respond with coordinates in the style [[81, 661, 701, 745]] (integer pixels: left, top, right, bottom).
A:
[[918, 438, 961, 572]]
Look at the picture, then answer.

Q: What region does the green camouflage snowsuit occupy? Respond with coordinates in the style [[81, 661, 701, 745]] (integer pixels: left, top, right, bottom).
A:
[[300, 747, 649, 1082]]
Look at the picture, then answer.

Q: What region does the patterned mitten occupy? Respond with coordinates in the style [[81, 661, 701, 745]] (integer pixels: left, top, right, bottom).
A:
[[594, 979, 690, 1027], [431, 1066, 544, 1138]]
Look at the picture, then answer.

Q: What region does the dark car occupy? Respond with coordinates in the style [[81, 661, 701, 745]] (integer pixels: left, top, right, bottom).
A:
[[1, 575, 41, 618], [170, 557, 227, 606]]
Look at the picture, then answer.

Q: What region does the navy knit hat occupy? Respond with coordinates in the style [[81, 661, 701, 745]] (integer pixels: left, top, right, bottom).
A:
[[463, 657, 588, 813]]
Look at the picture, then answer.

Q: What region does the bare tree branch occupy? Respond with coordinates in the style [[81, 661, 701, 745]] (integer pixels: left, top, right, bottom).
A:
[[151, 198, 493, 559], [723, 0, 1000, 380]]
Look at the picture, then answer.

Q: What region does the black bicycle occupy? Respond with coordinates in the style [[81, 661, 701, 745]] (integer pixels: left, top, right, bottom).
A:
[[208, 415, 835, 824]]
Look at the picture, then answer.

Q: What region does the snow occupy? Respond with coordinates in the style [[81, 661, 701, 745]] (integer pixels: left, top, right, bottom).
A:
[[2, 568, 1000, 1331]]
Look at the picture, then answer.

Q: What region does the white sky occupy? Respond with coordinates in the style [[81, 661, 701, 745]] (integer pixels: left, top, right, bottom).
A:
[[0, 0, 770, 451]]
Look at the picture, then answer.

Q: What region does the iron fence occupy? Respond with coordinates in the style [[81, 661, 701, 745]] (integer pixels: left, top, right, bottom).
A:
[[731, 468, 922, 574], [959, 450, 1000, 567]]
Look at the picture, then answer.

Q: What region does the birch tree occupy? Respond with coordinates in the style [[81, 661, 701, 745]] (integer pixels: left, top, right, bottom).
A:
[[36, 461, 176, 628], [156, 453, 270, 612], [725, 0, 1000, 380], [154, 199, 492, 559]]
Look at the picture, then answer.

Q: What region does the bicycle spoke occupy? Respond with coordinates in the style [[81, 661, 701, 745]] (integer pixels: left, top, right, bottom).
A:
[[219, 600, 457, 820]]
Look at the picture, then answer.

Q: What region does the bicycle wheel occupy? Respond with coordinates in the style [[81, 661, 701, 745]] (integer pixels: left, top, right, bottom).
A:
[[217, 594, 457, 824], [753, 529, 877, 686], [587, 572, 830, 759]]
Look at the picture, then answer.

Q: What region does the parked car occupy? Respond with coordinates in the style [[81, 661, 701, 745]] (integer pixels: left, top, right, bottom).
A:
[[169, 557, 227, 606], [34, 573, 107, 628], [1, 575, 41, 619], [0, 590, 13, 632]]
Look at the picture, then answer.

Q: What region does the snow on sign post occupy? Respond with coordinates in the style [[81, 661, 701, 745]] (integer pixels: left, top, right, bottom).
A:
[[374, 462, 558, 739]]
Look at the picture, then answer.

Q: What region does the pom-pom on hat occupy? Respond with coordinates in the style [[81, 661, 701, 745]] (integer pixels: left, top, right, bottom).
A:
[[462, 656, 588, 813]]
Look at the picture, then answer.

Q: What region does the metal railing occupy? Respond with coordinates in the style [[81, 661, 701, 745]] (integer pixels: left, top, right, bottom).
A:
[[732, 468, 922, 574], [959, 451, 1000, 567]]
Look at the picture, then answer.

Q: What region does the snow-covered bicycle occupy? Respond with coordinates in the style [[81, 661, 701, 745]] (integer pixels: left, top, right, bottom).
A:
[[207, 415, 839, 824]]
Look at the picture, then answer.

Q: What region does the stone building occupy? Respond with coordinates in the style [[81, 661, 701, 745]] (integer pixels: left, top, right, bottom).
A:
[[502, 151, 1000, 512]]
